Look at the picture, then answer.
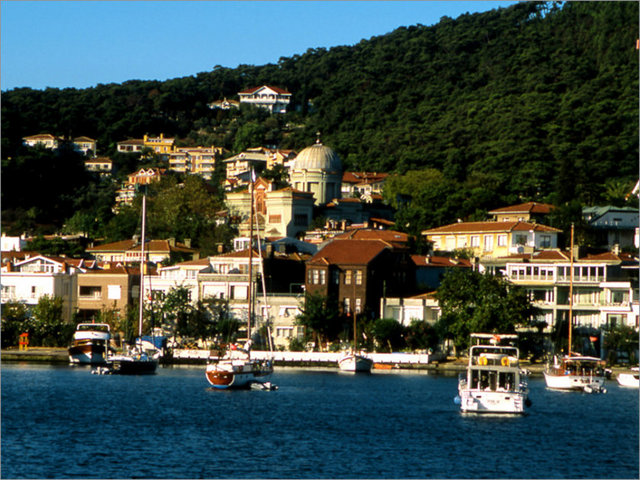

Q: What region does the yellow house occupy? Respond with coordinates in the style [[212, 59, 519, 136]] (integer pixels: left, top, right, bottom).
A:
[[143, 133, 175, 155], [421, 221, 562, 259]]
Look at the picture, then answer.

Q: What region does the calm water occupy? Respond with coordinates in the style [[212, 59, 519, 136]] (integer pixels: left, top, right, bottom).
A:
[[1, 363, 638, 479]]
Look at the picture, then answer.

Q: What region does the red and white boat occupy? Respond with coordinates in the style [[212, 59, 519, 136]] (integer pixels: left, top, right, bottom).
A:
[[205, 341, 273, 389], [68, 323, 111, 365]]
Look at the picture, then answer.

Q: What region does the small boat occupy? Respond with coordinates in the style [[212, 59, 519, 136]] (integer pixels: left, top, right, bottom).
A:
[[616, 367, 639, 388], [338, 351, 373, 373], [109, 348, 159, 375], [337, 294, 372, 373], [543, 224, 606, 393], [456, 333, 530, 414], [68, 323, 111, 365], [205, 171, 274, 389], [205, 341, 273, 389], [543, 354, 607, 392], [101, 194, 158, 375]]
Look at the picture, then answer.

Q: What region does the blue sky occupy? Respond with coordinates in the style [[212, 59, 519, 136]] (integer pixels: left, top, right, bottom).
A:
[[1, 1, 518, 91]]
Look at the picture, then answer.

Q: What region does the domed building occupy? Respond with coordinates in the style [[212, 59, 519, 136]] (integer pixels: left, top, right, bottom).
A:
[[289, 138, 342, 206]]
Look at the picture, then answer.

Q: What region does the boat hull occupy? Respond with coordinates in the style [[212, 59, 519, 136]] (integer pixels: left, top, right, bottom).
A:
[[110, 357, 158, 375], [459, 389, 527, 414], [338, 354, 373, 373], [616, 373, 639, 388], [68, 341, 108, 365], [543, 371, 606, 391], [205, 361, 273, 389]]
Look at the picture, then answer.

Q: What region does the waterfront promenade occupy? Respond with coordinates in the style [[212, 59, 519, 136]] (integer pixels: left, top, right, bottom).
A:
[[0, 346, 558, 375]]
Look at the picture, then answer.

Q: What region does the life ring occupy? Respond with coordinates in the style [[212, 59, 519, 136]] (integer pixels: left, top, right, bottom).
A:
[[478, 356, 488, 366], [501, 356, 510, 367]]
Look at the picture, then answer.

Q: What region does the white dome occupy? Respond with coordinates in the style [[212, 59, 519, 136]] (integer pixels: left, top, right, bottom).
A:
[[293, 142, 342, 172]]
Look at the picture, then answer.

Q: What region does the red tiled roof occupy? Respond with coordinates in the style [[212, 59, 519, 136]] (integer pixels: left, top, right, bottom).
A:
[[87, 239, 196, 253], [117, 138, 144, 145], [411, 255, 472, 268], [308, 239, 389, 265], [422, 221, 561, 235], [342, 172, 389, 184], [333, 229, 410, 246], [238, 85, 291, 95], [488, 202, 554, 215]]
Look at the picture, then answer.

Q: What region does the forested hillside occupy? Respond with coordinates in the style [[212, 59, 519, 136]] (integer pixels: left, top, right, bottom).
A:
[[2, 1, 638, 240]]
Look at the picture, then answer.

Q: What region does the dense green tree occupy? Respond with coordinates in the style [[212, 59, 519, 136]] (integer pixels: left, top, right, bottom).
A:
[[371, 318, 405, 352], [28, 296, 74, 347], [1, 302, 30, 348], [295, 292, 342, 351], [435, 269, 537, 353]]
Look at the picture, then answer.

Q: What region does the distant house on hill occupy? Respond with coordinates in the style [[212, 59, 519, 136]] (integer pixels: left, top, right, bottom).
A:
[[238, 85, 291, 113], [22, 134, 97, 155], [208, 98, 240, 110], [341, 172, 389, 198]]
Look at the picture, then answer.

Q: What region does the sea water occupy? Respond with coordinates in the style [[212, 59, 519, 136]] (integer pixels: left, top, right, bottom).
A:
[[1, 364, 638, 479]]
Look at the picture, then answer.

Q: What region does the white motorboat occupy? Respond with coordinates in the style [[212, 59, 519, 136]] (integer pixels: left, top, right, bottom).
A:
[[616, 367, 639, 388], [543, 354, 607, 392], [68, 323, 111, 365], [338, 351, 373, 373], [457, 333, 530, 414]]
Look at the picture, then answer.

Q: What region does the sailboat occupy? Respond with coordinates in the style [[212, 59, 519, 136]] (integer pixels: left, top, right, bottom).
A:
[[205, 170, 274, 389], [338, 300, 373, 373], [543, 224, 606, 392], [105, 194, 158, 375]]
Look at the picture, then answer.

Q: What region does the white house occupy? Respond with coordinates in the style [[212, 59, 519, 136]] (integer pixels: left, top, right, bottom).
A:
[[238, 85, 291, 113], [0, 255, 84, 323]]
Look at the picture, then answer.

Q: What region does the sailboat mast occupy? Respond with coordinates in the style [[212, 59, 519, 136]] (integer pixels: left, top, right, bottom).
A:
[[138, 194, 146, 339], [247, 169, 254, 340], [568, 223, 574, 355]]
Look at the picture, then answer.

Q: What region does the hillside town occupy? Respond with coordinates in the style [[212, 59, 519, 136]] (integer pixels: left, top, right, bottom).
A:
[[3, 89, 639, 355]]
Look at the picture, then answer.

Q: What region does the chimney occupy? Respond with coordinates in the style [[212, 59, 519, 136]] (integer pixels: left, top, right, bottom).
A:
[[613, 244, 620, 255], [184, 238, 191, 248], [168, 237, 176, 247], [217, 244, 224, 254]]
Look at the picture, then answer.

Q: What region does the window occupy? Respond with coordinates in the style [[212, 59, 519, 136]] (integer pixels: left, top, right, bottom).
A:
[[268, 214, 282, 224], [107, 285, 121, 300], [497, 235, 507, 247], [355, 298, 362, 313], [312, 269, 319, 285], [294, 214, 308, 226], [319, 270, 326, 285], [345, 270, 352, 285], [515, 234, 527, 245], [540, 235, 551, 248], [470, 236, 480, 247], [483, 235, 493, 252], [344, 297, 351, 313], [355, 270, 363, 285]]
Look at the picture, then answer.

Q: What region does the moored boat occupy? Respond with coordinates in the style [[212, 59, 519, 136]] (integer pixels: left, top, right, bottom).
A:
[[338, 351, 373, 373], [543, 224, 606, 393], [205, 341, 273, 389], [457, 333, 530, 414], [543, 354, 607, 392], [68, 323, 111, 365], [616, 367, 639, 388]]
